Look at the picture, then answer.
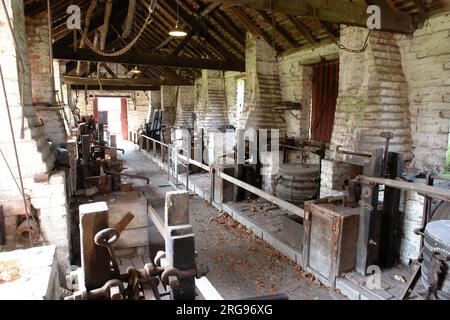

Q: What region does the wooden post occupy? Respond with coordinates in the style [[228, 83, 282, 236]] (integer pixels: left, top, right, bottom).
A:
[[139, 135, 143, 151], [165, 190, 190, 227], [379, 152, 403, 268], [234, 129, 245, 201], [82, 135, 91, 184], [110, 135, 118, 162], [79, 202, 111, 291], [164, 191, 196, 300], [356, 183, 380, 275], [97, 123, 104, 144]]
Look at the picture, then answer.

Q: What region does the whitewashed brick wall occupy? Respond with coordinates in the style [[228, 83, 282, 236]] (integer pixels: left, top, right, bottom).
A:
[[174, 86, 195, 128], [397, 13, 450, 173], [239, 33, 286, 137], [0, 0, 70, 279]]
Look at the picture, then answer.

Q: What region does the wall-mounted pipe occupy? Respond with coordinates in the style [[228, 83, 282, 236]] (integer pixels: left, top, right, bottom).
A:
[[122, 0, 137, 38]]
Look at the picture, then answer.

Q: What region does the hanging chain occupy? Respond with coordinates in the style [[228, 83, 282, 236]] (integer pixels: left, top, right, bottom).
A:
[[80, 0, 158, 57], [311, 10, 371, 54], [333, 30, 372, 54]]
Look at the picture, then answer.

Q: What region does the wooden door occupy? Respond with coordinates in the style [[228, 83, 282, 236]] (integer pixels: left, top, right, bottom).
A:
[[311, 61, 339, 143], [121, 97, 129, 140]]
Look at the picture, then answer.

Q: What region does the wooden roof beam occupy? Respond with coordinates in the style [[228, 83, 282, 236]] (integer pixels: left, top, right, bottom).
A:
[[230, 6, 282, 53], [53, 47, 245, 71], [61, 75, 193, 86], [258, 11, 300, 47], [208, 0, 414, 33], [285, 15, 319, 44], [70, 84, 161, 91], [161, 0, 239, 62]]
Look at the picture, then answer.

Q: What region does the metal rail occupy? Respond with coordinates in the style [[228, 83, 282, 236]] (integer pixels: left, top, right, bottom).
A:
[[356, 175, 450, 202], [135, 131, 305, 218]]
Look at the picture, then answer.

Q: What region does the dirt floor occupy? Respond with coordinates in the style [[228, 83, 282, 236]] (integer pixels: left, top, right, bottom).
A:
[[118, 140, 346, 300]]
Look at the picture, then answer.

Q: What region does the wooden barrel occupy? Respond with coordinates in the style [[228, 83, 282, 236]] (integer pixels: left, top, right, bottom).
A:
[[274, 163, 320, 204]]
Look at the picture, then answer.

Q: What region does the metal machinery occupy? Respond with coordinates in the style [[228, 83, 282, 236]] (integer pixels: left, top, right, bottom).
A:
[[76, 117, 148, 193], [350, 175, 450, 300], [65, 191, 208, 301]]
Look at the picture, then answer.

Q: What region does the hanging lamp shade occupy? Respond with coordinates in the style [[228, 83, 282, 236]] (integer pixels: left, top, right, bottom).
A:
[[131, 65, 142, 75], [169, 22, 187, 37]]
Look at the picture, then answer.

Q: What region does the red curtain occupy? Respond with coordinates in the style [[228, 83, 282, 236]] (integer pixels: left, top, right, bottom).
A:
[[121, 97, 129, 140], [311, 61, 339, 143], [92, 97, 99, 122]]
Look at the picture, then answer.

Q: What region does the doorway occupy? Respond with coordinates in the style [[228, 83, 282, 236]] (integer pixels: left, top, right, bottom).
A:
[[311, 60, 339, 143], [95, 96, 128, 140]]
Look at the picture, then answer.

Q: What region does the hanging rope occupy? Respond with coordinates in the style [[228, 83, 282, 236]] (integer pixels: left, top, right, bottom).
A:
[[79, 0, 158, 57]]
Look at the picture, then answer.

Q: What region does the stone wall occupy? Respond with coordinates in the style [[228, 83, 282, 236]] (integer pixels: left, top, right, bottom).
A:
[[128, 91, 150, 132], [330, 27, 412, 157], [160, 86, 178, 129], [200, 70, 229, 130], [397, 14, 450, 173], [26, 11, 67, 147], [25, 11, 55, 105], [0, 0, 70, 280], [224, 71, 244, 128], [239, 33, 285, 136], [174, 86, 195, 129], [279, 43, 339, 139]]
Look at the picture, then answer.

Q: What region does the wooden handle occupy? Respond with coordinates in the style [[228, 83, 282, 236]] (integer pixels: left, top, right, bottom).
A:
[[114, 212, 135, 233]]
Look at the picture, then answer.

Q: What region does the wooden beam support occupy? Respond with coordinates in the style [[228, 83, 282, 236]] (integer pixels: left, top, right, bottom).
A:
[[100, 64, 118, 78], [285, 15, 319, 44], [162, 0, 239, 61], [209, 0, 414, 33], [230, 6, 282, 53], [172, 23, 201, 56], [71, 84, 161, 91], [62, 75, 193, 86], [319, 20, 339, 38], [53, 47, 245, 71], [258, 11, 300, 47]]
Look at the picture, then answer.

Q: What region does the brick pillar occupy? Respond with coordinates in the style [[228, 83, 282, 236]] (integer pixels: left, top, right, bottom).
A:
[[238, 33, 286, 137], [26, 10, 68, 146], [161, 86, 177, 143], [25, 11, 55, 105], [161, 86, 177, 128], [0, 0, 70, 281], [175, 86, 195, 129], [147, 90, 161, 121], [330, 27, 412, 157], [201, 70, 228, 130]]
